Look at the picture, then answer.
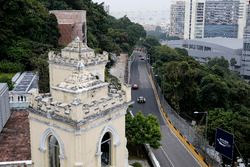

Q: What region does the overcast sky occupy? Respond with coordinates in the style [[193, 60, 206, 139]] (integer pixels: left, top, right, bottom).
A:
[[92, 0, 171, 12]]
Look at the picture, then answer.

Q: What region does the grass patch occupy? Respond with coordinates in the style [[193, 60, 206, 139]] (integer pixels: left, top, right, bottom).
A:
[[0, 73, 15, 90], [0, 73, 15, 79]]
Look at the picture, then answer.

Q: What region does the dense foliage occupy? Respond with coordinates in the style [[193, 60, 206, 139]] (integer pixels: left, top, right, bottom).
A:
[[0, 0, 60, 90], [39, 0, 146, 54], [0, 0, 146, 92], [142, 38, 250, 160], [126, 112, 161, 149]]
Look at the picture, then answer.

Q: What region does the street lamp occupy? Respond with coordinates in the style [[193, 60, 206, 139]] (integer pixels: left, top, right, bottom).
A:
[[194, 111, 208, 142]]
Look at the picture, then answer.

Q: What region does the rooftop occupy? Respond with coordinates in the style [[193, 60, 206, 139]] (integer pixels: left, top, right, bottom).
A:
[[0, 83, 8, 95], [62, 37, 93, 53], [0, 110, 31, 162], [12, 72, 38, 93], [193, 37, 243, 49]]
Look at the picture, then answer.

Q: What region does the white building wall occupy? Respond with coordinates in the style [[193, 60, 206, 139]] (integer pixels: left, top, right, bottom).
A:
[[184, 0, 191, 39], [165, 39, 242, 70], [182, 0, 247, 39], [238, 0, 248, 39], [183, 0, 205, 39], [0, 83, 10, 133], [193, 0, 205, 38], [170, 1, 186, 38], [241, 2, 250, 79]]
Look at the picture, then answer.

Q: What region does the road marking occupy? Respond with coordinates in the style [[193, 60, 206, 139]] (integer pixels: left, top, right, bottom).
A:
[[160, 146, 175, 167]]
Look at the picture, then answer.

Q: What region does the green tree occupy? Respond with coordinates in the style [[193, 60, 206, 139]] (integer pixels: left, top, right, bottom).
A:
[[0, 0, 59, 71], [200, 74, 230, 109], [31, 56, 50, 93], [207, 57, 229, 70], [0, 61, 24, 73], [142, 36, 160, 50], [126, 112, 161, 149], [230, 58, 237, 66], [132, 162, 142, 167], [175, 48, 189, 57]]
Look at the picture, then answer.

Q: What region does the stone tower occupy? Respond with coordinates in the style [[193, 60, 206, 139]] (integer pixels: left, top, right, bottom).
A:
[[29, 37, 131, 167]]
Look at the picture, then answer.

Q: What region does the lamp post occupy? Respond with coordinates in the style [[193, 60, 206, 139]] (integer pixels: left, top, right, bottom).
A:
[[194, 111, 208, 142], [146, 54, 150, 64]]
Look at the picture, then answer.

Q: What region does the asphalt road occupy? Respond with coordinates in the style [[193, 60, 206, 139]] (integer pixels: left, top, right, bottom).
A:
[[130, 52, 201, 167]]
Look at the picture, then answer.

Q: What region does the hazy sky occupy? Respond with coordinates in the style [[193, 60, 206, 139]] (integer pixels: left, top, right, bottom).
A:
[[92, 0, 171, 12]]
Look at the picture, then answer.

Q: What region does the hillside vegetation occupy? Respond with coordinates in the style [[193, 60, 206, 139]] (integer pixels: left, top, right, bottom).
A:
[[0, 0, 146, 92]]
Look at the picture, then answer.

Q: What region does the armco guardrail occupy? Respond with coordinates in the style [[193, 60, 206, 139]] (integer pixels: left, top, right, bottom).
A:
[[146, 63, 222, 167]]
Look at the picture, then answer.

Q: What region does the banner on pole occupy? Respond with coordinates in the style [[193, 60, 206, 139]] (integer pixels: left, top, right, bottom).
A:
[[215, 128, 234, 159]]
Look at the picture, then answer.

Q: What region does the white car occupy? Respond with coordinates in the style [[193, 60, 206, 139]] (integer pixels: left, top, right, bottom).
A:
[[137, 96, 146, 103]]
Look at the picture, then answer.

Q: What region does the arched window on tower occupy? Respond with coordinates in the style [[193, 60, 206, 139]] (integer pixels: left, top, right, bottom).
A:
[[101, 132, 112, 166], [48, 135, 61, 167]]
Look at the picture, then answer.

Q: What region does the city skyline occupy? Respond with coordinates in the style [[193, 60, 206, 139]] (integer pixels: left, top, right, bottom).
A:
[[92, 0, 171, 25], [92, 0, 171, 12]]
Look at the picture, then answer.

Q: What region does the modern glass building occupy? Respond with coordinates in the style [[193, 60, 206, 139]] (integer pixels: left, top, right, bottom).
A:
[[241, 2, 250, 79], [204, 0, 241, 38], [170, 0, 247, 39], [204, 25, 239, 38]]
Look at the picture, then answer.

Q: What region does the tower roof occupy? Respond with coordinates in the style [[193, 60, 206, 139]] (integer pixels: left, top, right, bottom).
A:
[[62, 37, 93, 55], [49, 37, 108, 68], [54, 70, 108, 93]]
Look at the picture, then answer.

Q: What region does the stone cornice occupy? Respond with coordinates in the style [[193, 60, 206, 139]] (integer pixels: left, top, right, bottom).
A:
[[29, 101, 133, 128], [51, 82, 109, 94]]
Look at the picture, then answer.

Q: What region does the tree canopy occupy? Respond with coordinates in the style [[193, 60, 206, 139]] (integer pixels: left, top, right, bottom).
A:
[[126, 112, 161, 149]]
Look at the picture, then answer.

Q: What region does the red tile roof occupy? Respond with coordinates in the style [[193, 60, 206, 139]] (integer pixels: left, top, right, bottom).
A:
[[0, 110, 31, 162]]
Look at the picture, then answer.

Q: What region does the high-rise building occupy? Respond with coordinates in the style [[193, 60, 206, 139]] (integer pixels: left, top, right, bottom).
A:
[[170, 1, 186, 38], [183, 0, 206, 39], [170, 0, 207, 39], [204, 0, 247, 38], [241, 2, 250, 79], [170, 0, 248, 39]]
